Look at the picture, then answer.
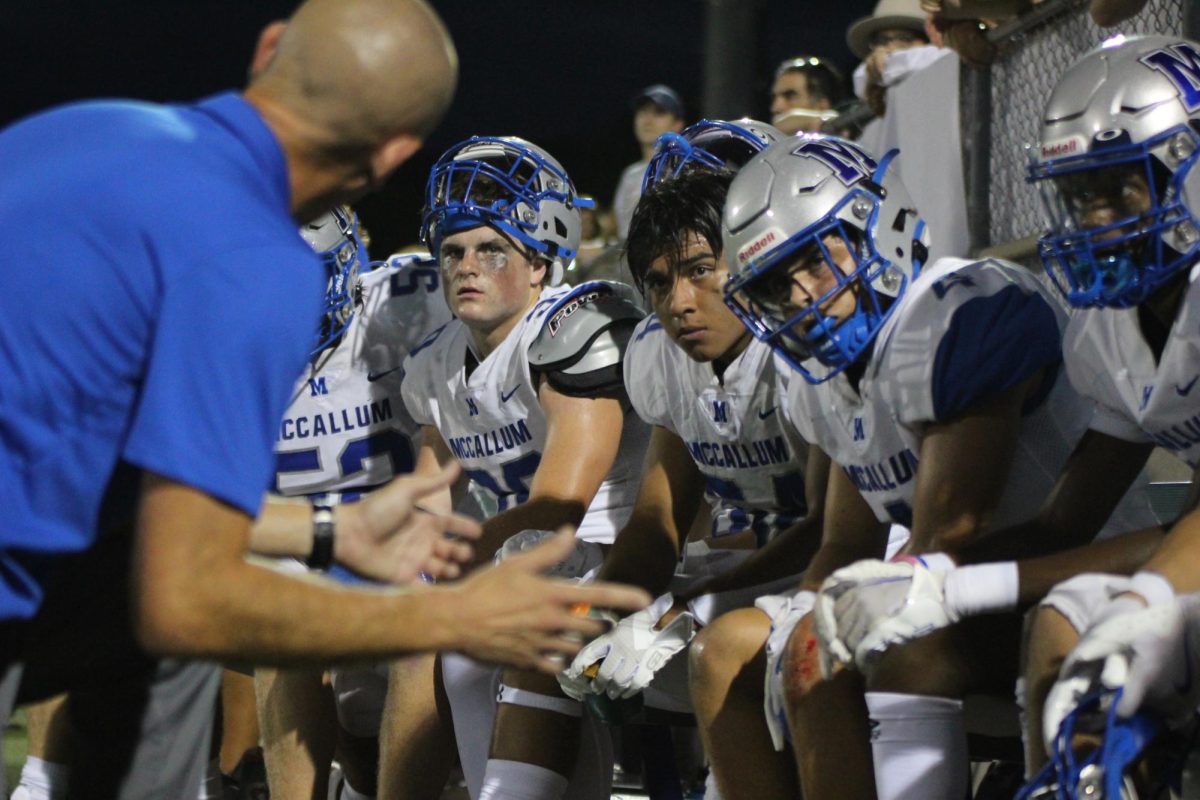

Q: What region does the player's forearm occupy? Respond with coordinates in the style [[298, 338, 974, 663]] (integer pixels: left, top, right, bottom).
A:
[[474, 495, 589, 564], [678, 516, 822, 602], [247, 497, 315, 558], [1138, 509, 1200, 593], [801, 538, 887, 591], [1009, 526, 1166, 608], [137, 559, 458, 664], [597, 513, 681, 597]]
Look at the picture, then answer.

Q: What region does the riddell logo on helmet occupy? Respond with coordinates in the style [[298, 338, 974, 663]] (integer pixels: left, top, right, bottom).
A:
[[738, 229, 785, 265], [1040, 135, 1086, 160]]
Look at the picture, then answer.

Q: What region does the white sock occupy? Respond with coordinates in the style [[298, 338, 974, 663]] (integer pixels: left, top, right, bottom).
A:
[[866, 692, 967, 800], [441, 653, 500, 798], [339, 779, 374, 800], [478, 760, 569, 800], [15, 757, 70, 800]]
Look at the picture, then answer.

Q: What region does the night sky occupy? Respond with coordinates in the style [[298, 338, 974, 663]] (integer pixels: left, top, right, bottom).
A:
[[2, 0, 876, 255]]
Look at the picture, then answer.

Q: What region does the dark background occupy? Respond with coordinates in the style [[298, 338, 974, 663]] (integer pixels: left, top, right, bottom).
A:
[[1, 0, 875, 255]]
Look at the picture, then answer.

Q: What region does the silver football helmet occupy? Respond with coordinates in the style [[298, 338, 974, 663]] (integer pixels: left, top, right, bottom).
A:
[[301, 205, 363, 354], [723, 134, 928, 383], [421, 136, 592, 286], [642, 118, 784, 189], [1028, 35, 1200, 308]]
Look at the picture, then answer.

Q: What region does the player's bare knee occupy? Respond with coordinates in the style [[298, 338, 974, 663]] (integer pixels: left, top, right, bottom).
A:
[[689, 608, 769, 692], [1024, 606, 1078, 693]]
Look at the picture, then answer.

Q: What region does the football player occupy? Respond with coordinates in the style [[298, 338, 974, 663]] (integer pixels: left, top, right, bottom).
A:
[[557, 119, 827, 749], [255, 207, 473, 800], [808, 35, 1200, 786], [384, 136, 649, 800], [688, 133, 1156, 800]]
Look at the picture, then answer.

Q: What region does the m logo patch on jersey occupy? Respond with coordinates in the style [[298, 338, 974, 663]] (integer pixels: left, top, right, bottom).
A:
[[1141, 384, 1154, 411], [1140, 42, 1200, 112], [465, 397, 479, 417], [852, 417, 865, 442], [791, 139, 878, 186], [712, 400, 729, 423], [309, 377, 329, 397]]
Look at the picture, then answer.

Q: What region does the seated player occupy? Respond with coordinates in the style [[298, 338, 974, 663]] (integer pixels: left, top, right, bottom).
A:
[[255, 207, 476, 800], [810, 35, 1200, 785], [557, 119, 827, 719], [1009, 35, 1200, 781], [687, 133, 1155, 800], [384, 135, 649, 800]]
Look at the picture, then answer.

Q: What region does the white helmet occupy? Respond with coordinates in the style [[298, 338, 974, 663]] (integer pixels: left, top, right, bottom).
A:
[[1029, 35, 1200, 308], [722, 135, 928, 383], [421, 136, 592, 286], [301, 205, 362, 353], [642, 118, 784, 189]]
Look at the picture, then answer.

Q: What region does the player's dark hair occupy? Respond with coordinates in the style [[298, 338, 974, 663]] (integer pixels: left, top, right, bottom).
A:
[[625, 168, 734, 293]]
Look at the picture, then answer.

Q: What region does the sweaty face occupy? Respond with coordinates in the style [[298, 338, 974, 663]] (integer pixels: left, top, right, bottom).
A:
[[644, 233, 750, 364], [634, 105, 684, 148], [439, 226, 545, 342], [770, 72, 827, 134]]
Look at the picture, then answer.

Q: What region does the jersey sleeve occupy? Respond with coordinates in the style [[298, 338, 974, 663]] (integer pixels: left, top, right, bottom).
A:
[[624, 315, 672, 427], [121, 245, 323, 517], [887, 259, 1066, 426]]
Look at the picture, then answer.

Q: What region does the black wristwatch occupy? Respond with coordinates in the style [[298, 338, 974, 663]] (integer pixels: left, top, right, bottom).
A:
[[307, 505, 336, 570]]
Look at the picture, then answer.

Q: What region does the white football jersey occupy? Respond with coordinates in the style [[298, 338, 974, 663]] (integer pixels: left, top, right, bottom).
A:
[[1064, 267, 1200, 468], [401, 284, 650, 543], [625, 317, 810, 544], [274, 255, 450, 500], [784, 257, 1156, 535]]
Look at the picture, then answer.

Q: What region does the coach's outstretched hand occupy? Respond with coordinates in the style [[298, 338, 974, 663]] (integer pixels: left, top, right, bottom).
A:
[[441, 529, 652, 674], [338, 462, 482, 583]]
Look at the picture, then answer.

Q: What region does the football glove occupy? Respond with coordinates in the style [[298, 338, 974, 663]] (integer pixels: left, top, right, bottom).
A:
[[558, 592, 695, 701], [815, 554, 966, 677]]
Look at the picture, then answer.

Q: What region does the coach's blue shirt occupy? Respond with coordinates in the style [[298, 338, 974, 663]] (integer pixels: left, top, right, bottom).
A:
[[0, 92, 324, 621]]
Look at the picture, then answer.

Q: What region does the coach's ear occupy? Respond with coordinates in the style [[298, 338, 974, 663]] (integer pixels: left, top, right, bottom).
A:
[[249, 20, 288, 79]]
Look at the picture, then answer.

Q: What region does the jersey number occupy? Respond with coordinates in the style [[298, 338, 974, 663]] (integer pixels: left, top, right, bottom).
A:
[[465, 451, 542, 512], [274, 430, 415, 491]]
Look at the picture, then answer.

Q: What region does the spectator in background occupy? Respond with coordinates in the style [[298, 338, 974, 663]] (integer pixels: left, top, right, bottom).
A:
[[612, 84, 684, 242], [769, 56, 846, 135], [847, 0, 940, 120]]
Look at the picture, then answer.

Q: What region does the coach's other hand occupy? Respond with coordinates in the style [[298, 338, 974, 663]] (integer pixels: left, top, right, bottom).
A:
[[338, 462, 482, 583], [440, 529, 652, 674]]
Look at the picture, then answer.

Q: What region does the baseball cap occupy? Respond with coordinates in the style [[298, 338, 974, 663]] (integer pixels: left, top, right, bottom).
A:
[[632, 84, 684, 119]]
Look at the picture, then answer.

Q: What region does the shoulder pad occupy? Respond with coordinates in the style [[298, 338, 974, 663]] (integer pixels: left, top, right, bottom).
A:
[[529, 281, 646, 397]]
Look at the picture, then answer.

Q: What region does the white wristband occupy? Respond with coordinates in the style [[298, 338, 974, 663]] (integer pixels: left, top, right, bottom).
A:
[[943, 561, 1019, 618]]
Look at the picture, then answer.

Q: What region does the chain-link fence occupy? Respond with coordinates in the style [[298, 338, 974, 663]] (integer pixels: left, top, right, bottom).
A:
[[963, 0, 1191, 259]]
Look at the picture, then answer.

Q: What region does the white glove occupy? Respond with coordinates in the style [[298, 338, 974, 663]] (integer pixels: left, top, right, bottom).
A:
[[1043, 575, 1200, 752], [758, 590, 816, 751], [558, 593, 695, 701], [814, 554, 958, 677]]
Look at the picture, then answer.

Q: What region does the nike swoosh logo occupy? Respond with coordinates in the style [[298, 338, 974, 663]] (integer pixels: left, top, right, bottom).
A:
[[500, 385, 520, 403], [758, 407, 777, 420], [367, 367, 401, 382], [1177, 376, 1199, 396]]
